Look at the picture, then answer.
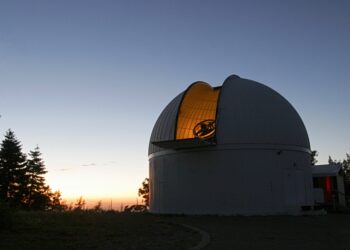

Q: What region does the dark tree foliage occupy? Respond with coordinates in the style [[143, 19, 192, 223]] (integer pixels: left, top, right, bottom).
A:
[[25, 146, 51, 209], [0, 130, 66, 211], [92, 200, 103, 212], [50, 191, 67, 211], [328, 155, 350, 174], [329, 153, 350, 205], [138, 178, 149, 207], [0, 130, 27, 207], [74, 196, 86, 211], [311, 150, 318, 165]]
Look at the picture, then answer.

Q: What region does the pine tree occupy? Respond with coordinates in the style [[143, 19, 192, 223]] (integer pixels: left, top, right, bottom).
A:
[[26, 146, 47, 208], [0, 130, 27, 206], [26, 146, 49, 209]]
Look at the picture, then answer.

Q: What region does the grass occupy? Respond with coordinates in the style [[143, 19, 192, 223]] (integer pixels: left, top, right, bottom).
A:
[[0, 211, 200, 250], [2, 211, 350, 250], [169, 213, 350, 250], [0, 202, 13, 231]]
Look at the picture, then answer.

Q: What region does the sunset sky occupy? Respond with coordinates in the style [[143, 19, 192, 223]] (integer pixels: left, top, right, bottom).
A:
[[0, 0, 349, 207]]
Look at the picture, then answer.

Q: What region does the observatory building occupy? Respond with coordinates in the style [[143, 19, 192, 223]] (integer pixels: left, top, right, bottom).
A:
[[148, 75, 314, 215]]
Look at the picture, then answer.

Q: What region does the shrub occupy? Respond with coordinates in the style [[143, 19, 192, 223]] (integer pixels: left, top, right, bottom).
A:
[[124, 204, 147, 213]]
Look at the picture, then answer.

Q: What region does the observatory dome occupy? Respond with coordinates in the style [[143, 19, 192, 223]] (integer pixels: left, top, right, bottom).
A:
[[148, 75, 313, 215], [149, 75, 310, 155]]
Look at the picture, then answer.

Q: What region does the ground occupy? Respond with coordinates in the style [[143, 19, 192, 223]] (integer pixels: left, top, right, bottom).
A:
[[1, 211, 350, 250], [169, 213, 350, 250], [0, 211, 199, 250]]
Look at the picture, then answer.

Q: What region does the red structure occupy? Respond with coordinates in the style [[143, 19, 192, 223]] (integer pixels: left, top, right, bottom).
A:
[[312, 164, 346, 208], [324, 176, 332, 203]]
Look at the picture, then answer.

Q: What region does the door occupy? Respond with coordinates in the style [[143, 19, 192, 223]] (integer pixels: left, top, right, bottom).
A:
[[284, 170, 305, 207]]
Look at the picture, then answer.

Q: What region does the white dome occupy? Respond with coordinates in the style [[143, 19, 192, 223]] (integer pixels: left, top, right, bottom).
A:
[[149, 75, 310, 155], [148, 75, 314, 215]]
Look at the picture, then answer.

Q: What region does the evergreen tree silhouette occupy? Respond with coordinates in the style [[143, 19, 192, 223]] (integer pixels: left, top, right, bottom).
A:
[[0, 130, 27, 207], [26, 146, 51, 209]]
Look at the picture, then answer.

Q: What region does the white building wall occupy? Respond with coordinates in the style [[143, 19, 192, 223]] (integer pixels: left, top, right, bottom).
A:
[[149, 147, 313, 215], [337, 175, 346, 207]]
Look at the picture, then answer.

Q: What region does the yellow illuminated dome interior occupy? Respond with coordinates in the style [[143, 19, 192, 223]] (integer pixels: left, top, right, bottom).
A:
[[176, 82, 221, 139]]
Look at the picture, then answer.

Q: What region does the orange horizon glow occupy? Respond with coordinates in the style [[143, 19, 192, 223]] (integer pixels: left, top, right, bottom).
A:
[[61, 196, 144, 210], [44, 162, 147, 210]]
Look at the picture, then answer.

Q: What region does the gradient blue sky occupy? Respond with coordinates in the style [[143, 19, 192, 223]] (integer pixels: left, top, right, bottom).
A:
[[0, 0, 349, 202]]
